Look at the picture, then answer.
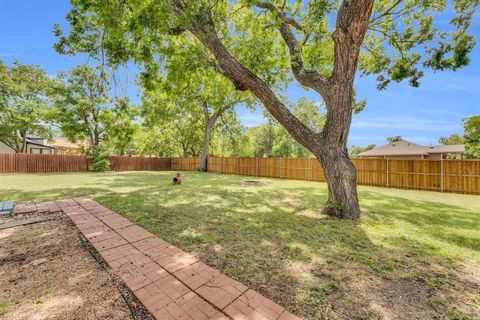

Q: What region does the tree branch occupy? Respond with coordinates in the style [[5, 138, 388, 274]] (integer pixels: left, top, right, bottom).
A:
[[211, 98, 247, 123], [368, 26, 406, 59], [370, 0, 403, 24], [252, 1, 330, 97], [186, 17, 323, 152]]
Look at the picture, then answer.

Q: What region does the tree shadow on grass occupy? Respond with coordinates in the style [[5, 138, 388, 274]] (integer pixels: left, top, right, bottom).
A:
[[91, 183, 479, 319], [1, 187, 111, 203], [359, 190, 479, 230], [358, 190, 480, 257], [2, 173, 479, 319], [94, 171, 244, 188]]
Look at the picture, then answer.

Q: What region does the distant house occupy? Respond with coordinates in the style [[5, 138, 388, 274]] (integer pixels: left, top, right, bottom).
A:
[[0, 136, 55, 154], [52, 138, 88, 155], [357, 139, 465, 160], [0, 137, 91, 155]]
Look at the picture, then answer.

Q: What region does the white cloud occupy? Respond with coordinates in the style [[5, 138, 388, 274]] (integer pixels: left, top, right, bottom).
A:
[[377, 90, 413, 98], [421, 73, 480, 95], [417, 109, 459, 117], [348, 135, 380, 141], [0, 53, 18, 57], [351, 116, 461, 132], [348, 135, 388, 146], [403, 136, 438, 145], [348, 134, 441, 146]]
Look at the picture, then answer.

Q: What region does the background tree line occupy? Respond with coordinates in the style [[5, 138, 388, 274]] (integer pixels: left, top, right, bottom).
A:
[[1, 58, 479, 163]]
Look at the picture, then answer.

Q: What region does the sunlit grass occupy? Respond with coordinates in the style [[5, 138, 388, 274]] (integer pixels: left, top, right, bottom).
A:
[[1, 171, 479, 319]]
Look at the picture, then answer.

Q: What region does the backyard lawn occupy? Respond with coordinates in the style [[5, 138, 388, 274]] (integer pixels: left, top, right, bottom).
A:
[[1, 171, 479, 320]]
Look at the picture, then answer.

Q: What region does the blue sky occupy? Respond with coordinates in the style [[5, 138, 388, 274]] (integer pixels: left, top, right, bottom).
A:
[[1, 1, 478, 147]]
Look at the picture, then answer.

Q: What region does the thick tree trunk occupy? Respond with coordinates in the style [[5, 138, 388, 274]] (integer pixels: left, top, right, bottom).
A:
[[317, 148, 360, 219], [316, 77, 361, 219], [199, 121, 213, 171]]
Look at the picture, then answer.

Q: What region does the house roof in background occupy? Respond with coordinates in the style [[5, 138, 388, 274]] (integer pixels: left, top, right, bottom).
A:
[[25, 137, 55, 149], [52, 138, 88, 149], [359, 140, 429, 157], [427, 144, 465, 154], [358, 139, 465, 157]]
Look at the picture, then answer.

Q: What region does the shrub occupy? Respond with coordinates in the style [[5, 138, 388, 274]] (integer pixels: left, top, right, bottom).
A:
[[89, 145, 111, 172]]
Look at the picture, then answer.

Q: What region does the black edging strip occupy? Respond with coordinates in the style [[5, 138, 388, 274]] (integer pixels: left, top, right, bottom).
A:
[[77, 230, 154, 320]]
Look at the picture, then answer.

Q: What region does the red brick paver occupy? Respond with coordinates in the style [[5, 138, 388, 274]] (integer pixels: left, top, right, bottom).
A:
[[16, 198, 302, 320]]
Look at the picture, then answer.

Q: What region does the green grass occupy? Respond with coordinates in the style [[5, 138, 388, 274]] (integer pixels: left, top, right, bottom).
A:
[[1, 171, 479, 319], [0, 298, 14, 315]]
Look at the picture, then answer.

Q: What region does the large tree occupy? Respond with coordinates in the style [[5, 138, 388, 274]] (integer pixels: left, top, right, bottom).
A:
[[140, 35, 253, 171], [57, 0, 478, 219], [212, 112, 251, 157], [105, 97, 140, 156], [53, 65, 138, 155], [52, 65, 111, 149], [0, 60, 54, 153], [439, 134, 465, 145], [141, 95, 205, 157], [464, 116, 480, 159]]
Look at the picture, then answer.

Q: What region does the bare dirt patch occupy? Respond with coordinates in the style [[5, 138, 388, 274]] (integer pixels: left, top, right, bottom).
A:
[[0, 213, 133, 320], [320, 260, 480, 320], [240, 180, 266, 187]]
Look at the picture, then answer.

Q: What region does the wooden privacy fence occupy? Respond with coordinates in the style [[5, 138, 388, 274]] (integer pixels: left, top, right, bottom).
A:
[[2, 153, 480, 194], [0, 153, 90, 173], [171, 156, 480, 195], [109, 156, 171, 171], [0, 153, 170, 173]]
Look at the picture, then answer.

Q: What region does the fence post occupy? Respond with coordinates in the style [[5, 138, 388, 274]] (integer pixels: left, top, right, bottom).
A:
[[386, 158, 389, 188], [441, 158, 444, 192], [308, 158, 312, 180], [279, 158, 282, 178], [256, 157, 259, 177], [221, 157, 224, 174], [237, 157, 240, 175]]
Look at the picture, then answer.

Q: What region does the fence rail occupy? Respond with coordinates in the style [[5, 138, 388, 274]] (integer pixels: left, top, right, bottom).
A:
[[172, 156, 480, 195], [1, 153, 480, 195]]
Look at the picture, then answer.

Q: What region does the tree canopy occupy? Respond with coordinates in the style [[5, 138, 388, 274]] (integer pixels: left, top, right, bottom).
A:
[[55, 1, 478, 90], [0, 60, 54, 153], [439, 133, 465, 145], [52, 65, 112, 148], [386, 135, 403, 143], [349, 144, 376, 158], [138, 34, 255, 169], [464, 116, 480, 159], [51, 65, 139, 154]]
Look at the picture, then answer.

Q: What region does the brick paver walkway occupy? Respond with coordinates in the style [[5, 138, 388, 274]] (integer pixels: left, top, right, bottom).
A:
[[14, 198, 301, 320]]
